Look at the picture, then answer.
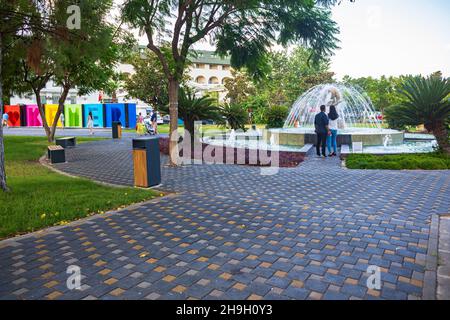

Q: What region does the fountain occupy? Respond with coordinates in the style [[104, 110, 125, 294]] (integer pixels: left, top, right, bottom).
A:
[[202, 83, 437, 155], [265, 83, 404, 148]]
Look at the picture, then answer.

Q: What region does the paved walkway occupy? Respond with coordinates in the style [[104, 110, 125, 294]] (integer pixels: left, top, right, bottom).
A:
[[0, 138, 449, 300]]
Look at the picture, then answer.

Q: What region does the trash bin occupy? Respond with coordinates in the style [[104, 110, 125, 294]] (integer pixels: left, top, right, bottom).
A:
[[112, 121, 122, 139], [132, 137, 161, 188]]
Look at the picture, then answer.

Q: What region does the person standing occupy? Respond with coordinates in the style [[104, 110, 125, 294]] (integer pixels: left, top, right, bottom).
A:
[[314, 105, 330, 157], [326, 105, 339, 156], [2, 112, 9, 128], [60, 112, 65, 130], [87, 111, 94, 135], [151, 109, 158, 134]]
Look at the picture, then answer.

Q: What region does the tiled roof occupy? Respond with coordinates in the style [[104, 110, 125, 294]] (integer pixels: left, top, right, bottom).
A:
[[188, 50, 231, 65], [138, 46, 231, 65]]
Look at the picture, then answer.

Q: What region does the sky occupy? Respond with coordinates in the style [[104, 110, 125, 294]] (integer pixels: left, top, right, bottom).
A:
[[117, 0, 450, 80], [329, 0, 450, 79]]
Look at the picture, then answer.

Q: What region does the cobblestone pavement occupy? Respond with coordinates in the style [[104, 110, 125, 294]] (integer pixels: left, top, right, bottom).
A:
[[0, 139, 449, 300]]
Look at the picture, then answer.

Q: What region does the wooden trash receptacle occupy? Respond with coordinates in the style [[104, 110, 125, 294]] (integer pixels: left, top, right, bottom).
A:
[[132, 137, 161, 188], [112, 121, 122, 139]]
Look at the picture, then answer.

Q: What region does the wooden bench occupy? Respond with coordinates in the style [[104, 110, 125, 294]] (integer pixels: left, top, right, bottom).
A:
[[56, 136, 76, 148], [48, 145, 65, 164]]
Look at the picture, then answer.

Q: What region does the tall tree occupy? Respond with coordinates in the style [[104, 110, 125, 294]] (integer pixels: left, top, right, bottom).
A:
[[14, 0, 122, 142], [122, 0, 342, 165], [48, 0, 122, 142], [125, 50, 171, 109], [0, 0, 59, 191], [223, 69, 256, 105]]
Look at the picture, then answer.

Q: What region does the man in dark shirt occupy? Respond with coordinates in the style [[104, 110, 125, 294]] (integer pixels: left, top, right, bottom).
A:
[[314, 105, 330, 157]]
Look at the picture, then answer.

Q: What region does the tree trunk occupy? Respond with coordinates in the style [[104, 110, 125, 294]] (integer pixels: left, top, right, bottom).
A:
[[49, 84, 70, 142], [0, 32, 9, 191], [432, 122, 450, 154], [168, 79, 180, 166], [34, 91, 52, 142]]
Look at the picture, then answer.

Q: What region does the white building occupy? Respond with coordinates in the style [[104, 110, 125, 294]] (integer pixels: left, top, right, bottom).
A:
[[187, 50, 232, 102], [10, 49, 233, 109]]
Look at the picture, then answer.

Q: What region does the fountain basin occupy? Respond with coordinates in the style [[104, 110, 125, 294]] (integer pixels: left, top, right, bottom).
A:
[[264, 127, 404, 147]]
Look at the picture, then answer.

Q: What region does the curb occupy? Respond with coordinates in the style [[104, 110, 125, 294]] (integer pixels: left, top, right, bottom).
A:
[[423, 214, 439, 300], [0, 192, 180, 247]]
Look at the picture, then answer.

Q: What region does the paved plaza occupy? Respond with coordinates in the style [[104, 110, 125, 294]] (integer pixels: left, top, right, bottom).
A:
[[0, 138, 449, 300]]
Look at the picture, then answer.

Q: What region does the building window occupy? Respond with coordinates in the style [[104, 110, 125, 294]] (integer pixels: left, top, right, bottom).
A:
[[52, 94, 60, 104], [196, 76, 206, 84], [196, 63, 206, 69], [223, 65, 230, 71], [40, 95, 47, 104], [209, 77, 219, 84], [210, 64, 219, 70], [70, 95, 77, 104]]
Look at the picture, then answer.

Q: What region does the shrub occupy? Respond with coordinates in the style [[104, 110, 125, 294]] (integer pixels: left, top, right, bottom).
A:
[[346, 152, 449, 170], [220, 103, 249, 131], [266, 105, 289, 128], [417, 159, 447, 170]]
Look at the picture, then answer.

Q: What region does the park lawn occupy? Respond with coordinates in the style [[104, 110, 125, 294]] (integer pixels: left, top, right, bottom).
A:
[[345, 152, 450, 170], [124, 123, 264, 135], [0, 136, 159, 239]]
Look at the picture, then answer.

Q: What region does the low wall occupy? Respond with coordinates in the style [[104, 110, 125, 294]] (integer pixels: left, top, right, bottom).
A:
[[158, 137, 306, 168]]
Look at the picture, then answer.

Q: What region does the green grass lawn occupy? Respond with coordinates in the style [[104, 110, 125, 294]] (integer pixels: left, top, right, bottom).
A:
[[0, 136, 159, 239], [345, 152, 450, 170], [124, 123, 265, 135]]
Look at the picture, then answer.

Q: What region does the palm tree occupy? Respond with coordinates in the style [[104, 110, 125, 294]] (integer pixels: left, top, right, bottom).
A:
[[385, 75, 450, 153], [219, 103, 249, 131], [161, 87, 222, 144]]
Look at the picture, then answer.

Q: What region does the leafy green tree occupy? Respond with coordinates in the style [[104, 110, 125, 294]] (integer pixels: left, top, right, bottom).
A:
[[224, 69, 256, 104], [219, 103, 248, 131], [122, 0, 342, 165], [125, 51, 169, 109], [258, 47, 334, 106], [0, 0, 59, 191], [46, 0, 121, 141], [243, 95, 270, 125], [342, 75, 405, 113], [385, 75, 450, 153]]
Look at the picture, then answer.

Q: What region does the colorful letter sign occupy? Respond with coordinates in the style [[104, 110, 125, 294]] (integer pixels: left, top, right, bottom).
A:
[[6, 103, 136, 128], [26, 105, 43, 127], [127, 103, 137, 129], [64, 104, 83, 128], [83, 104, 104, 127], [44, 104, 62, 127], [4, 105, 21, 127], [105, 103, 126, 127]]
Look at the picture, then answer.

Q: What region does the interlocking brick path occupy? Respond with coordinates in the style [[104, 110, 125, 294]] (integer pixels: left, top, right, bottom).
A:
[[0, 138, 449, 300]]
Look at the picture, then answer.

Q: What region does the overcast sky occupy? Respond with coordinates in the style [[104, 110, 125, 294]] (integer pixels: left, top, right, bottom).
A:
[[329, 0, 450, 79], [117, 0, 450, 79]]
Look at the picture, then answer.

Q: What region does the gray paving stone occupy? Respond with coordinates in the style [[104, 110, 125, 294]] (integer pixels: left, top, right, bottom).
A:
[[0, 138, 448, 300]]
